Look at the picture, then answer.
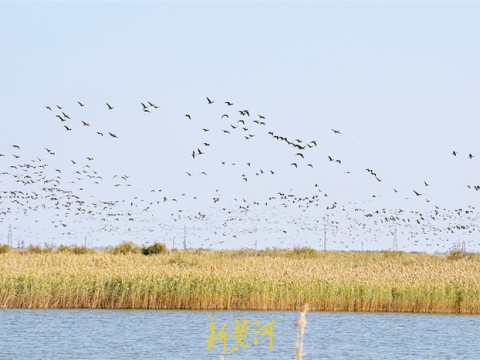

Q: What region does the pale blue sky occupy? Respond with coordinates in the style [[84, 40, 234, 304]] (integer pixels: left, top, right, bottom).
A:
[[0, 1, 479, 251]]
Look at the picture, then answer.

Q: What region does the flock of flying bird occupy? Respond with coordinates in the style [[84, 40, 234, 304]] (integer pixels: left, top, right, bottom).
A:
[[0, 96, 478, 251]]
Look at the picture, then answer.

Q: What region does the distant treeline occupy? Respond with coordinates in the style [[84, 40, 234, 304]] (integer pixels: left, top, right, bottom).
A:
[[0, 241, 168, 255]]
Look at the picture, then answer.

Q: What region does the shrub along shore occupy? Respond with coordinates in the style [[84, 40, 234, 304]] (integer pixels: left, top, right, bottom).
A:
[[1, 246, 479, 314]]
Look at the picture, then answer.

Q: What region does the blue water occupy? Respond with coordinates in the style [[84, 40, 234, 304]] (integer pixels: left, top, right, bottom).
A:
[[1, 310, 479, 359]]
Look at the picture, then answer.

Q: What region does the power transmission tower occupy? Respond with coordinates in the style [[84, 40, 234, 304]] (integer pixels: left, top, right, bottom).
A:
[[323, 218, 327, 252], [8, 224, 12, 247], [183, 225, 187, 250], [392, 228, 398, 251]]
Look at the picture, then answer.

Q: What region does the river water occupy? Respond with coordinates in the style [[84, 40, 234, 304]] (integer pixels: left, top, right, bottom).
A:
[[1, 310, 479, 359]]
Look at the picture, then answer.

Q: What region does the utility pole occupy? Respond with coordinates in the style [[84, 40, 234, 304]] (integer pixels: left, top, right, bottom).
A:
[[8, 224, 12, 247], [84, 236, 87, 249], [172, 237, 176, 250]]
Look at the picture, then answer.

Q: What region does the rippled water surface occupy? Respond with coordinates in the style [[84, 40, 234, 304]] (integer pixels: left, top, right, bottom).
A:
[[1, 310, 479, 359]]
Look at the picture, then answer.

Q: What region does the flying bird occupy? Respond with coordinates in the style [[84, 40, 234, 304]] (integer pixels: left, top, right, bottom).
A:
[[331, 129, 341, 134], [108, 132, 118, 138], [106, 103, 114, 110], [206, 97, 214, 104]]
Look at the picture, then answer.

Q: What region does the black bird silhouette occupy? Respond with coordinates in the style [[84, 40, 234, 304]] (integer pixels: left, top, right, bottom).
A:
[[185, 114, 191, 120], [106, 103, 114, 110], [64, 126, 72, 131], [331, 129, 341, 134], [97, 132, 104, 136], [206, 97, 214, 104], [108, 132, 118, 138], [295, 153, 304, 158], [291, 163, 298, 168], [469, 153, 474, 159], [12, 145, 20, 149], [424, 181, 429, 186], [413, 190, 422, 196], [81, 121, 90, 126], [225, 101, 233, 106], [328, 156, 334, 161], [452, 150, 457, 156], [77, 101, 85, 107], [46, 106, 52, 111]]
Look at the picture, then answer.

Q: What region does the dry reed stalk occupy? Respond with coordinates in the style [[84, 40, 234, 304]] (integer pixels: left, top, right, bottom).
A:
[[295, 304, 308, 360]]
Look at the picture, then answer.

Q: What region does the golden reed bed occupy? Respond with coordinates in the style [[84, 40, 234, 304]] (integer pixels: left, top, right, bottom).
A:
[[1, 250, 479, 313]]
